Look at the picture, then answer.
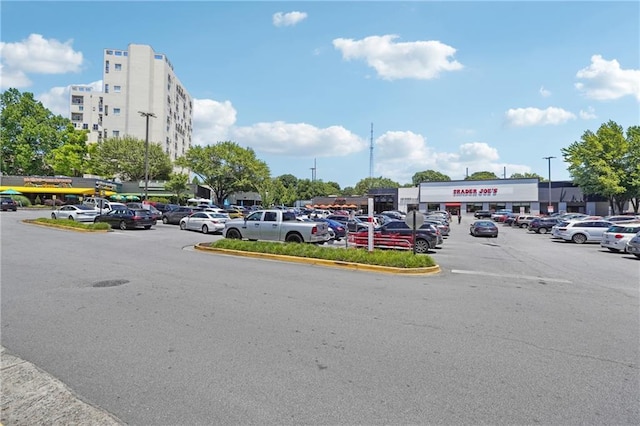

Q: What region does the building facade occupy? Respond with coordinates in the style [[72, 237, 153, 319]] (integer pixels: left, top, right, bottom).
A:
[[69, 44, 193, 161]]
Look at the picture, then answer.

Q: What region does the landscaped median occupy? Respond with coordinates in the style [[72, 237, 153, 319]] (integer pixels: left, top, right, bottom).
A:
[[195, 239, 441, 275], [23, 218, 111, 232]]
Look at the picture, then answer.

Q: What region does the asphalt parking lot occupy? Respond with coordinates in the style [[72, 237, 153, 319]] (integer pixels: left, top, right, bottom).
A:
[[2, 209, 639, 425]]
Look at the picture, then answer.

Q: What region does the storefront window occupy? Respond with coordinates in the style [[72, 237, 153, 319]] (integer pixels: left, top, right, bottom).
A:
[[512, 203, 530, 214], [489, 203, 506, 211], [467, 203, 483, 213], [427, 203, 440, 212]]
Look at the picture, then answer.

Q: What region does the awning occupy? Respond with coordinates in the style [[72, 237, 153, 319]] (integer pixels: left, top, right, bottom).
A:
[[0, 186, 115, 196], [445, 203, 461, 207]]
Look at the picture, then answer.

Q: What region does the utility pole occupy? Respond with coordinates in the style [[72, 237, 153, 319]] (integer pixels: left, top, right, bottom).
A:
[[310, 158, 316, 182], [543, 156, 556, 214], [138, 111, 156, 201]]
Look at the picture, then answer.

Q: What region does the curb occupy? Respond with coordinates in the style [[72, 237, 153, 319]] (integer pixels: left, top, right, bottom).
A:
[[22, 219, 111, 233], [194, 244, 441, 275]]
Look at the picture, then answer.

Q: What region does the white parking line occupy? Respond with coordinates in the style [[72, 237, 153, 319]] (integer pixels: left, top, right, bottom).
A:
[[451, 269, 572, 283]]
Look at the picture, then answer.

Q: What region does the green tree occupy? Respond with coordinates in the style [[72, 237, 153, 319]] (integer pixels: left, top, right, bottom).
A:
[[509, 172, 545, 181], [412, 170, 451, 185], [87, 136, 172, 181], [176, 141, 270, 205], [354, 177, 400, 194], [1, 88, 86, 175], [45, 137, 88, 177], [296, 179, 337, 200], [465, 171, 499, 180], [341, 186, 356, 196], [165, 172, 190, 204], [562, 121, 638, 213]]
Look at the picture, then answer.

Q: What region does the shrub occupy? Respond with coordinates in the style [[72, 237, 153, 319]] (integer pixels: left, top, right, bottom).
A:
[[35, 195, 41, 205], [44, 198, 63, 206], [29, 218, 110, 231], [11, 195, 31, 207]]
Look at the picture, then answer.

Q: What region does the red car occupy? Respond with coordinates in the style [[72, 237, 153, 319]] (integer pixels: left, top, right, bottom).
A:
[[347, 221, 441, 253]]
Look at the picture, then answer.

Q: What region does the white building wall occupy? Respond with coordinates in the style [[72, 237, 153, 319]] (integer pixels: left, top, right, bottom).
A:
[[69, 44, 193, 161]]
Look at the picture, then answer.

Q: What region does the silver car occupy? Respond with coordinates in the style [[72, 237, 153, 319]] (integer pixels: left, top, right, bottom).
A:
[[625, 231, 640, 258], [51, 204, 99, 222], [179, 211, 228, 234], [556, 219, 613, 244], [600, 223, 640, 253]]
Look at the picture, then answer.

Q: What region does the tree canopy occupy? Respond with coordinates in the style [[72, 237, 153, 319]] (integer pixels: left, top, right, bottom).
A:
[[176, 141, 270, 204], [1, 88, 87, 175], [412, 170, 451, 185], [354, 177, 400, 194], [165, 172, 190, 204], [509, 172, 545, 181], [562, 120, 639, 213], [87, 136, 172, 181], [464, 171, 499, 181]]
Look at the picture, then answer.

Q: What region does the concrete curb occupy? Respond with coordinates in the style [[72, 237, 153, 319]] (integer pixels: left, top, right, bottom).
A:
[[194, 243, 441, 275], [22, 219, 111, 233], [1, 347, 123, 425]]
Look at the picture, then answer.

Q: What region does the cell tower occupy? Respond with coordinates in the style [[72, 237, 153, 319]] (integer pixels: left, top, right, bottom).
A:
[[310, 158, 316, 182], [369, 123, 374, 179]]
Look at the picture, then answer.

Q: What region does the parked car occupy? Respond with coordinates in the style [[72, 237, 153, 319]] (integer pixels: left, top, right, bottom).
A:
[[326, 214, 368, 232], [162, 206, 202, 225], [180, 212, 229, 234], [152, 202, 180, 213], [224, 207, 246, 219], [625, 231, 640, 258], [224, 209, 330, 243], [502, 213, 518, 226], [348, 220, 441, 253], [528, 217, 560, 234], [51, 204, 99, 222], [491, 209, 513, 221], [470, 220, 499, 237], [513, 215, 539, 229], [0, 197, 18, 211], [312, 218, 347, 240], [555, 219, 613, 244], [604, 215, 640, 223], [424, 219, 450, 237], [473, 210, 492, 219], [600, 223, 640, 252], [94, 208, 156, 230]]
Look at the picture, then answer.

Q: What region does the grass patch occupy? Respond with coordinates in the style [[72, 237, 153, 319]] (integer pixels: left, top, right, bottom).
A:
[[28, 218, 111, 231], [209, 239, 436, 268]]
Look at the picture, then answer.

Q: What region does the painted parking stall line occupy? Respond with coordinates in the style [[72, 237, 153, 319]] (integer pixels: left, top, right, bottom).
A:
[[451, 269, 572, 284]]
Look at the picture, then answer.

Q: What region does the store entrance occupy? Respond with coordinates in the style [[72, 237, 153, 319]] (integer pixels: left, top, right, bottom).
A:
[[444, 203, 461, 216]]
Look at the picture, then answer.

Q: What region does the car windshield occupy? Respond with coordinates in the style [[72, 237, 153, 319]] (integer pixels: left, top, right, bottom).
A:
[[475, 221, 494, 227]]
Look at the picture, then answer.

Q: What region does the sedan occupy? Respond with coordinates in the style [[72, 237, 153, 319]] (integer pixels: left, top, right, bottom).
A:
[[51, 204, 99, 222], [94, 208, 155, 230], [179, 212, 228, 234], [625, 231, 640, 258], [600, 223, 640, 253], [470, 220, 498, 237]]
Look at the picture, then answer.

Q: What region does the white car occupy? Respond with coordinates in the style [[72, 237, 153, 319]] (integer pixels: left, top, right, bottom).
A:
[[51, 204, 100, 222], [179, 212, 228, 234], [600, 223, 640, 252], [556, 219, 613, 244]]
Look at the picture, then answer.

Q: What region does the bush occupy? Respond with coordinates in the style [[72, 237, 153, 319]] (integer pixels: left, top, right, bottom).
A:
[[44, 198, 63, 206], [11, 195, 31, 207], [29, 218, 110, 231]]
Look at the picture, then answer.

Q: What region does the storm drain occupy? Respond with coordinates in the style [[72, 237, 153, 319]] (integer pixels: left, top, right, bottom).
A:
[[92, 279, 129, 288]]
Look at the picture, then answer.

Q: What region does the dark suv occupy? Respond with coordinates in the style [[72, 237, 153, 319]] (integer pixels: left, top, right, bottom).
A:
[[349, 220, 442, 253], [161, 206, 202, 225], [474, 210, 492, 219], [528, 217, 560, 234], [1, 197, 18, 211]]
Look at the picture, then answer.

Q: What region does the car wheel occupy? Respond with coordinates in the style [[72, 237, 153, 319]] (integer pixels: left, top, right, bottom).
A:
[[539, 227, 548, 234], [202, 225, 209, 234], [144, 225, 151, 230], [180, 222, 187, 230], [520, 223, 527, 228], [119, 221, 127, 230], [226, 228, 242, 239], [607, 248, 620, 253], [572, 233, 587, 244], [162, 217, 169, 224], [68, 215, 74, 221], [285, 233, 303, 243], [414, 238, 430, 253], [51, 213, 56, 219]]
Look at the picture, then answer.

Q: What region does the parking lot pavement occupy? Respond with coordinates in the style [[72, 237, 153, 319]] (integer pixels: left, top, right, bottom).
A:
[[1, 346, 123, 425]]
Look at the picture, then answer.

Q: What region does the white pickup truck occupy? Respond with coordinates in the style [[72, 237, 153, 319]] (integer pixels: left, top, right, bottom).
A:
[[223, 209, 330, 244]]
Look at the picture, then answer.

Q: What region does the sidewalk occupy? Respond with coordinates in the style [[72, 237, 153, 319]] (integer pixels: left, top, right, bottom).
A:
[[1, 346, 123, 425]]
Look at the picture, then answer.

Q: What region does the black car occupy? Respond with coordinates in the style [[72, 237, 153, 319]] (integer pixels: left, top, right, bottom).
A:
[[325, 214, 368, 232], [1, 197, 18, 211], [161, 206, 202, 225], [473, 210, 492, 219], [528, 217, 560, 234], [94, 208, 156, 230]]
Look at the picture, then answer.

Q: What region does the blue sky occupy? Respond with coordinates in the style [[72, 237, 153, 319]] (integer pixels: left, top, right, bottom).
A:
[[1, 1, 638, 189]]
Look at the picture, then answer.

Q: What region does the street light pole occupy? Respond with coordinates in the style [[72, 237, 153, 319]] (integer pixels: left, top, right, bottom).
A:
[[138, 111, 156, 201], [543, 156, 556, 215]]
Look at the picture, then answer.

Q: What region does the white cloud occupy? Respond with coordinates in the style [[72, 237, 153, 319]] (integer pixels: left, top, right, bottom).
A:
[[192, 98, 237, 146], [372, 131, 529, 183], [0, 34, 83, 89], [539, 86, 551, 97], [36, 80, 102, 116], [575, 55, 640, 101], [333, 34, 463, 80], [272, 11, 308, 27], [504, 107, 576, 127], [579, 107, 597, 120], [230, 122, 368, 157]]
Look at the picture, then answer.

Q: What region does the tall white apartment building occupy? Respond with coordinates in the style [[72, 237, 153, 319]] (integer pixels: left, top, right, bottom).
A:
[[69, 44, 193, 161]]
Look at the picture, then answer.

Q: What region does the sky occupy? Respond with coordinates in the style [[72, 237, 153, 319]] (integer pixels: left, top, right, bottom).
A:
[[1, 1, 639, 189]]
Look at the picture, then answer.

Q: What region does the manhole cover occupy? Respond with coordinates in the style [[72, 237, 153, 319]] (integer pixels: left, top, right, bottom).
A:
[[92, 279, 129, 288]]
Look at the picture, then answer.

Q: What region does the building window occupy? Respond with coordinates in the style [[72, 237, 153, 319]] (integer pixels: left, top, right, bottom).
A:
[[78, 105, 84, 111], [104, 84, 109, 93], [106, 50, 113, 55], [123, 52, 128, 56], [93, 124, 99, 131], [115, 51, 122, 56], [82, 123, 89, 130], [105, 60, 109, 73], [115, 63, 122, 71], [71, 113, 83, 121], [154, 54, 163, 60], [114, 85, 121, 93], [113, 108, 121, 115], [112, 130, 120, 137]]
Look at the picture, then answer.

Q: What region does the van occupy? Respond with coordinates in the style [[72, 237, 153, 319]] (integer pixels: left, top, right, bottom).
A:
[[83, 197, 109, 209]]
